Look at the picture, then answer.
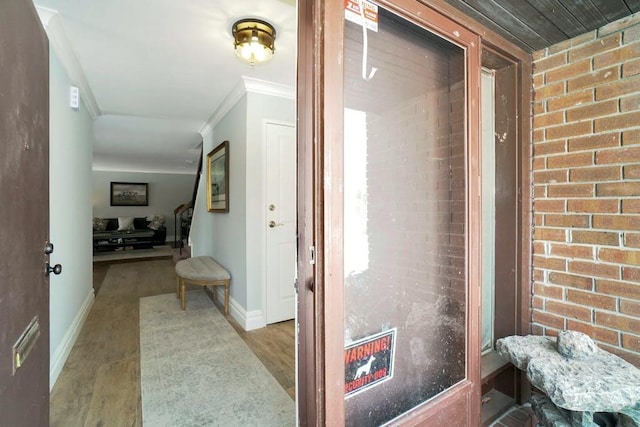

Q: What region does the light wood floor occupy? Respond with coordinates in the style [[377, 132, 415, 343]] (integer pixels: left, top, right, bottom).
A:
[[50, 259, 295, 426]]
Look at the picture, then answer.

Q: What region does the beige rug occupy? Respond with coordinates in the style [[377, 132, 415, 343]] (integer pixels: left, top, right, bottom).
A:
[[93, 244, 172, 263], [139, 291, 296, 426]]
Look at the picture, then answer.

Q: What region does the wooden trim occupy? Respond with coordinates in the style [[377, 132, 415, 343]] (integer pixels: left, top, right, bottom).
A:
[[322, 0, 345, 424], [296, 0, 318, 425]]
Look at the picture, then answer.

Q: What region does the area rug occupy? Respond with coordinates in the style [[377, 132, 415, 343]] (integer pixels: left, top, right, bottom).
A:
[[93, 244, 172, 263], [139, 291, 295, 426]]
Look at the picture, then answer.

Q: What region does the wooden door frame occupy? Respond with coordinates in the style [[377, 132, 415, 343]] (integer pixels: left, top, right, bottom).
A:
[[296, 0, 532, 424]]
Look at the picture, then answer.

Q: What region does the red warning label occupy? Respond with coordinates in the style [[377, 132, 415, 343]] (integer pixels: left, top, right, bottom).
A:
[[344, 328, 396, 398]]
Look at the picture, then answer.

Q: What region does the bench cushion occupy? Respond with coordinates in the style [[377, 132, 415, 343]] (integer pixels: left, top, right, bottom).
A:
[[175, 256, 230, 282]]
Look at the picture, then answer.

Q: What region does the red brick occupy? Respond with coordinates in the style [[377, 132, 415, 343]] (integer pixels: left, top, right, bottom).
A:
[[596, 279, 640, 299], [624, 164, 640, 179], [567, 289, 617, 310], [599, 248, 640, 266], [566, 320, 619, 345], [626, 233, 640, 248], [534, 255, 567, 271], [534, 213, 544, 226], [567, 132, 620, 152], [596, 146, 640, 164], [546, 121, 592, 141], [533, 100, 545, 114], [546, 59, 591, 84], [565, 100, 619, 123], [547, 300, 592, 321], [547, 152, 593, 169], [532, 296, 544, 309], [568, 260, 620, 279], [571, 230, 620, 246], [533, 283, 564, 299], [534, 81, 565, 101], [547, 183, 594, 198], [549, 271, 594, 290], [533, 111, 564, 128], [533, 241, 546, 256], [534, 170, 568, 184], [532, 49, 547, 62], [596, 311, 640, 334], [621, 93, 640, 112], [601, 15, 640, 36], [622, 266, 640, 281], [549, 243, 593, 259], [569, 33, 622, 62], [625, 23, 640, 43], [567, 199, 619, 213], [622, 334, 640, 352], [594, 214, 640, 230], [595, 111, 640, 133], [625, 199, 640, 213], [623, 129, 640, 146], [532, 309, 565, 329], [534, 227, 567, 242], [567, 66, 619, 92], [596, 74, 640, 100], [531, 324, 545, 335], [569, 166, 620, 182], [534, 199, 566, 212], [534, 52, 567, 73], [621, 299, 640, 316], [596, 183, 640, 197], [533, 268, 544, 282], [623, 57, 640, 77], [545, 214, 589, 228], [533, 140, 566, 157], [594, 43, 640, 68], [547, 89, 594, 112], [533, 128, 545, 143], [533, 186, 546, 198]]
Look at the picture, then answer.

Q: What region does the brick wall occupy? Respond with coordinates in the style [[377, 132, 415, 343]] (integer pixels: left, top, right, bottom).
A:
[[531, 13, 640, 366]]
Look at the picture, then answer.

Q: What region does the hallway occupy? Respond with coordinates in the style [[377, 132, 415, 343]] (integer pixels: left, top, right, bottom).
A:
[[50, 258, 294, 425]]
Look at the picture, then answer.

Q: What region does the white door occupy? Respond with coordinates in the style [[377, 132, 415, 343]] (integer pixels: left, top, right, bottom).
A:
[[265, 122, 296, 324]]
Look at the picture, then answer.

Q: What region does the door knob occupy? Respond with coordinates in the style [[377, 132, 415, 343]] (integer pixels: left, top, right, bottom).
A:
[[268, 221, 284, 228], [45, 262, 62, 277]]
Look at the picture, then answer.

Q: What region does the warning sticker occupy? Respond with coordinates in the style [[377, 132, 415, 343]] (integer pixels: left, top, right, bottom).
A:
[[344, 328, 396, 398], [345, 0, 379, 32]]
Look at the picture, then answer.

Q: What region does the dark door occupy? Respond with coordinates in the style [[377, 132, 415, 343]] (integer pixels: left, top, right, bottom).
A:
[[0, 1, 50, 425], [301, 0, 483, 424]]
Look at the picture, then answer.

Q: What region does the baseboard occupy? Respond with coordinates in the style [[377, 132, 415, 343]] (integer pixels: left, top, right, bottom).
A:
[[49, 288, 95, 390], [215, 287, 265, 331]]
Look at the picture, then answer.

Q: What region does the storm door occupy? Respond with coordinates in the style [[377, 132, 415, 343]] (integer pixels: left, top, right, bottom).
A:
[[319, 0, 482, 425]]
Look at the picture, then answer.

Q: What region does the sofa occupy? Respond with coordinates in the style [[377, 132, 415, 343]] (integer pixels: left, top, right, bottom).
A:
[[93, 216, 166, 252]]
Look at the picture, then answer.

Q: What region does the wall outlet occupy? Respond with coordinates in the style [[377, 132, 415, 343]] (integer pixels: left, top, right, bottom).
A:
[[69, 86, 79, 110]]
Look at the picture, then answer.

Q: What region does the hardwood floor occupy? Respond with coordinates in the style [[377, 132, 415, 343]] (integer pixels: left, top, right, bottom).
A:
[[50, 259, 295, 425]]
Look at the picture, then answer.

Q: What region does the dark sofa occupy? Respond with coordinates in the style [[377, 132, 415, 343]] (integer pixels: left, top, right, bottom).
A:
[[93, 217, 166, 252]]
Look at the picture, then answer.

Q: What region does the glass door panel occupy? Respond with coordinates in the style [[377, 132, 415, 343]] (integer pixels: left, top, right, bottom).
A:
[[343, 6, 467, 425]]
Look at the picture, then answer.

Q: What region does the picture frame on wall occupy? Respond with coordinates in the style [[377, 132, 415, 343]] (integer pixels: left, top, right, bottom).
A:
[[207, 140, 229, 212], [110, 182, 149, 206]]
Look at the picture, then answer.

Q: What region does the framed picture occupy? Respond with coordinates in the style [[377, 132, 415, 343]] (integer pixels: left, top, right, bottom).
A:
[[207, 140, 229, 212], [110, 182, 148, 206]]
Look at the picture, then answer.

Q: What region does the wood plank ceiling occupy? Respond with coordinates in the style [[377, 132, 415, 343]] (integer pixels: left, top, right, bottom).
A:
[[442, 0, 640, 52]]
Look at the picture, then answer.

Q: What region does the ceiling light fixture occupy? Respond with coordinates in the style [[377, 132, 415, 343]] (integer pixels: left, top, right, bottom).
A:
[[232, 18, 276, 65]]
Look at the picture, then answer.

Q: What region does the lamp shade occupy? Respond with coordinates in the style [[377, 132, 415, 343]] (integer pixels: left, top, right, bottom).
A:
[[232, 19, 276, 65]]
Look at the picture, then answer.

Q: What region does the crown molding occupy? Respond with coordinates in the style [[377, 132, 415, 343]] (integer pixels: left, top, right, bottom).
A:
[[242, 77, 295, 99], [36, 6, 101, 120], [92, 166, 197, 175], [198, 77, 294, 137]]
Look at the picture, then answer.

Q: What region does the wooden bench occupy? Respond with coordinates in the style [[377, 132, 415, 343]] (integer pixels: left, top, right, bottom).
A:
[[175, 256, 231, 314]]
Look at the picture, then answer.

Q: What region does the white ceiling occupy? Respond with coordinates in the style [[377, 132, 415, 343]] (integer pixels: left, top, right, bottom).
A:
[[33, 0, 296, 174]]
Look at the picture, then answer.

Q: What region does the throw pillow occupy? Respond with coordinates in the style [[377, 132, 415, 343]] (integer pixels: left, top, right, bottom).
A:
[[117, 216, 135, 231], [92, 217, 107, 231]]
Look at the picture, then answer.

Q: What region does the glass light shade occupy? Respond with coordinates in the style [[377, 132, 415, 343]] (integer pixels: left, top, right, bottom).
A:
[[232, 19, 276, 65]]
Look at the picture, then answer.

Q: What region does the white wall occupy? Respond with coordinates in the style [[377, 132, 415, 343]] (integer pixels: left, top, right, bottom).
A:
[[190, 88, 294, 329], [49, 47, 94, 388], [92, 170, 195, 242]]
